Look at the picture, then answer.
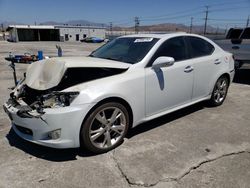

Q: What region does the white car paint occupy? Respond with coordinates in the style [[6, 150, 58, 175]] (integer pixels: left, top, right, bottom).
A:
[[145, 58, 194, 116], [4, 33, 235, 149]]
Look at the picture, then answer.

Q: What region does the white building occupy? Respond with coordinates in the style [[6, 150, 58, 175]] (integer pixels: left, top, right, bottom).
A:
[[57, 25, 106, 42], [7, 25, 106, 42]]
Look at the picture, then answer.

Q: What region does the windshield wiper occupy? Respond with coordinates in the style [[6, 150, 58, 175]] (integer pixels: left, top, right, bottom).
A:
[[102, 57, 135, 64], [91, 56, 134, 64], [103, 57, 122, 62]]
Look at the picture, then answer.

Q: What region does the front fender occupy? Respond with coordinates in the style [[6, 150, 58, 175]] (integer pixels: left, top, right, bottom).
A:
[[64, 69, 146, 127]]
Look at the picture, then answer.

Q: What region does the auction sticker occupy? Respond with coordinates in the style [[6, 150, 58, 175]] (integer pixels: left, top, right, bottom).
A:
[[134, 38, 153, 43]]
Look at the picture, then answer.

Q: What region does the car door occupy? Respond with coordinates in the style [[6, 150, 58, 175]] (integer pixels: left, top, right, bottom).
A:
[[145, 36, 194, 117], [185, 36, 219, 100]]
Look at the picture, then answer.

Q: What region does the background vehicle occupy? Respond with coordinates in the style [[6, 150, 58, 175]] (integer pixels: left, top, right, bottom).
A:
[[80, 37, 104, 43], [215, 27, 250, 69], [3, 33, 235, 153]]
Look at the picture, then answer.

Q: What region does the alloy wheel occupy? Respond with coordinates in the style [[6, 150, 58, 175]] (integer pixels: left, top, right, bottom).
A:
[[213, 77, 228, 104], [89, 107, 127, 149]]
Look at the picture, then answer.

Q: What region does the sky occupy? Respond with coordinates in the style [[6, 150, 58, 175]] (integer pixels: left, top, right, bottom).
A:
[[0, 0, 249, 28]]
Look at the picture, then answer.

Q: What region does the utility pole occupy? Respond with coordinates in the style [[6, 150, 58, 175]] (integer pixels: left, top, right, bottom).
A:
[[189, 17, 193, 33], [109, 22, 113, 36], [134, 17, 140, 34], [215, 26, 219, 35], [246, 15, 249, 28], [225, 24, 228, 35], [204, 6, 209, 35], [1, 23, 4, 40], [1, 23, 4, 32]]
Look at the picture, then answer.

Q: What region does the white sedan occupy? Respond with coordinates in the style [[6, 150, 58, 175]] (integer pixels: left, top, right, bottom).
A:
[[3, 33, 235, 153]]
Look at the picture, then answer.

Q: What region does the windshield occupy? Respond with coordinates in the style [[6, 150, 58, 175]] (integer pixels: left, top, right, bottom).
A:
[[90, 37, 159, 64]]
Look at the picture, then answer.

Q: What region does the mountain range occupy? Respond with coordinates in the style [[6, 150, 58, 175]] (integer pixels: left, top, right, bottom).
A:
[[1, 20, 226, 34], [113, 23, 226, 34], [40, 20, 106, 27]]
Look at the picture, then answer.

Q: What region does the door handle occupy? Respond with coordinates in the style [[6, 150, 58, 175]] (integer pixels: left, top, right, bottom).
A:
[[184, 66, 194, 73], [214, 59, 221, 64]]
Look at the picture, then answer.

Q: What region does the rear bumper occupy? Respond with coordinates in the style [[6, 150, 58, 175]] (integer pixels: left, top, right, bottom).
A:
[[3, 99, 94, 148]]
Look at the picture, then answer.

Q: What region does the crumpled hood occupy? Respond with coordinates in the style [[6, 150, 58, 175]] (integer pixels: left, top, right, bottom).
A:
[[26, 56, 131, 90]]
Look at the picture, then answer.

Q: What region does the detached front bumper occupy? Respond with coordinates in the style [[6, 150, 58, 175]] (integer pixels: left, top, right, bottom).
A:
[[3, 98, 93, 148]]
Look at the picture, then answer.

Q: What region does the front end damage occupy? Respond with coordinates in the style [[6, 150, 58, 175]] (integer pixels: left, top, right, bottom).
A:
[[3, 92, 90, 148], [6, 66, 127, 119], [3, 57, 129, 148], [5, 77, 81, 120]]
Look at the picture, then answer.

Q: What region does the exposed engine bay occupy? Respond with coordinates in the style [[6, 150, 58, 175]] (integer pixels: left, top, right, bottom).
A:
[[9, 67, 127, 117]]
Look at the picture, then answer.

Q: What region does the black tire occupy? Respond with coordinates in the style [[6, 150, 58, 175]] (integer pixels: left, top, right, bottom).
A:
[[80, 102, 129, 154], [234, 60, 243, 70], [208, 76, 229, 107]]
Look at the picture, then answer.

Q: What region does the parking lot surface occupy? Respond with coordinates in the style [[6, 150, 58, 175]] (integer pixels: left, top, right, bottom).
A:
[[0, 41, 250, 188]]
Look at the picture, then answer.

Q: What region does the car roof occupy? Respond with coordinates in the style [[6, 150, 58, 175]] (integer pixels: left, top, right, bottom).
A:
[[119, 32, 207, 40], [118, 32, 221, 50]]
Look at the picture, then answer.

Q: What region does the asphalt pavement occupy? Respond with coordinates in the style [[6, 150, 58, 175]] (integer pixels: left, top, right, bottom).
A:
[[0, 41, 250, 188]]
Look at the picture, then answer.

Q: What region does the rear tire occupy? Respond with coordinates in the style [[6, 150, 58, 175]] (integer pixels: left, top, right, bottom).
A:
[[235, 60, 243, 69], [208, 76, 229, 107], [80, 102, 129, 154]]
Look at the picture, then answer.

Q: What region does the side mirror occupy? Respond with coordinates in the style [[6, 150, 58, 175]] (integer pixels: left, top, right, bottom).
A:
[[152, 56, 175, 68]]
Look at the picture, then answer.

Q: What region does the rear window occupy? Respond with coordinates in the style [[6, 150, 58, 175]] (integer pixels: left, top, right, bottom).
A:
[[187, 36, 215, 58], [241, 28, 250, 39]]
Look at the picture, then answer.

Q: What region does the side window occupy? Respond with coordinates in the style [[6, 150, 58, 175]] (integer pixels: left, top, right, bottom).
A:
[[188, 36, 215, 58], [149, 37, 188, 66]]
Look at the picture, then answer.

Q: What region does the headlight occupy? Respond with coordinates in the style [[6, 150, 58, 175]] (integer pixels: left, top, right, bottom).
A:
[[42, 91, 79, 107]]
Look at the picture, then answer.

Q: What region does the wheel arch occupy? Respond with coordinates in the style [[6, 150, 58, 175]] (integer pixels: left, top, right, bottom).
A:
[[208, 72, 230, 106], [220, 73, 231, 85], [79, 97, 134, 147], [210, 72, 231, 94]]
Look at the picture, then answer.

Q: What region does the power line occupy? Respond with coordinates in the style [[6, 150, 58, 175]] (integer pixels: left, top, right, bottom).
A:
[[138, 1, 248, 20], [221, 22, 246, 25], [210, 6, 250, 12], [207, 20, 246, 24], [116, 22, 133, 26], [107, 1, 249, 27], [204, 0, 249, 7], [110, 18, 132, 24], [106, 1, 249, 29], [208, 18, 247, 21], [140, 6, 204, 20], [141, 11, 203, 22]]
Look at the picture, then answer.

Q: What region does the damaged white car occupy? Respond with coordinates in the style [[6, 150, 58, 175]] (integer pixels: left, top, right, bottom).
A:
[[3, 33, 235, 153]]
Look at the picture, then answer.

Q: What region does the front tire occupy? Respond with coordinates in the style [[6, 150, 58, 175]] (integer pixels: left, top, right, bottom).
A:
[[209, 76, 229, 106], [81, 102, 129, 153]]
